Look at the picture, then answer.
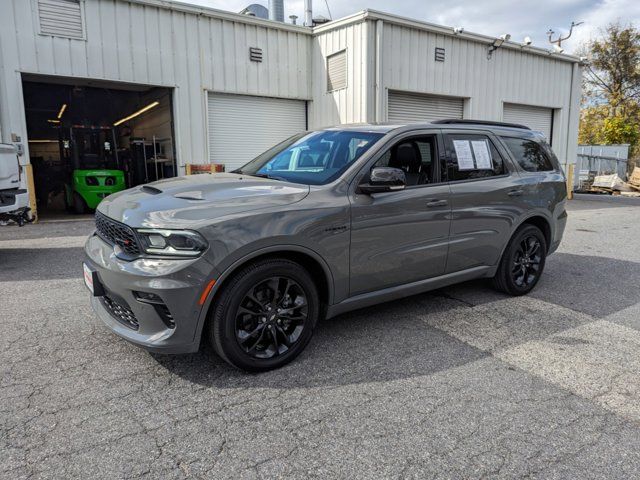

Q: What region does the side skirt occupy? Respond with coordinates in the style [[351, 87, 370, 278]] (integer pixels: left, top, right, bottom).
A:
[[325, 266, 494, 319]]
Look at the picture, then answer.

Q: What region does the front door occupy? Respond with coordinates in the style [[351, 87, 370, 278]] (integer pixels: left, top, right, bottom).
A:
[[349, 132, 452, 296]]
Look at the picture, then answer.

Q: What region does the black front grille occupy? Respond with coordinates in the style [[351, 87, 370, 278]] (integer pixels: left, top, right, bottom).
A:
[[102, 295, 139, 330], [95, 212, 141, 256]]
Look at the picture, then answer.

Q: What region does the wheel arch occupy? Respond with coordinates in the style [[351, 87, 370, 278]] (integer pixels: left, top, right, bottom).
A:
[[196, 245, 335, 342], [494, 213, 553, 270], [518, 214, 552, 249]]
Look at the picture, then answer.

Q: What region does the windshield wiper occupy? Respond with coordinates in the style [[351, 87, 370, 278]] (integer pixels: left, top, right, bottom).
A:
[[246, 173, 288, 182]]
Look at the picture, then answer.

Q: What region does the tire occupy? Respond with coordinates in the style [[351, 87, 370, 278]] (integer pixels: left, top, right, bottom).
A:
[[208, 258, 320, 372], [72, 193, 86, 214], [492, 224, 547, 296]]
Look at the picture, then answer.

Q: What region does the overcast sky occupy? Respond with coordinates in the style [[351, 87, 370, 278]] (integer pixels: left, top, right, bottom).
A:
[[180, 0, 640, 53]]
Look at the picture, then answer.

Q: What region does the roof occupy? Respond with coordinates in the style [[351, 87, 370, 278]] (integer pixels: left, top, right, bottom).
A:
[[314, 9, 581, 63], [122, 1, 580, 63], [323, 121, 543, 137], [122, 0, 311, 33]]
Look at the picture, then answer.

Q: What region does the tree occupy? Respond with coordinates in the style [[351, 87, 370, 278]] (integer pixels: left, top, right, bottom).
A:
[[579, 23, 640, 170], [584, 23, 640, 111]]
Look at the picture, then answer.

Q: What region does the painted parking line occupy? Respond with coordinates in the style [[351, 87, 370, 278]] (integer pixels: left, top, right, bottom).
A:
[[0, 236, 88, 249], [498, 319, 640, 422], [419, 294, 640, 422]]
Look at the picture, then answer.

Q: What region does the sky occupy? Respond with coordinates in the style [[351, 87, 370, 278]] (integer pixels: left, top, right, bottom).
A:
[[178, 0, 640, 53]]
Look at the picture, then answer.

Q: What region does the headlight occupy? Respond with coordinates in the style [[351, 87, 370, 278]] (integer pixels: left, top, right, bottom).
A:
[[136, 229, 208, 257]]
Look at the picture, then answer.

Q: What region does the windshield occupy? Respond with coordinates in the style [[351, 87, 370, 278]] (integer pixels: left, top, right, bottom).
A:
[[234, 130, 384, 185]]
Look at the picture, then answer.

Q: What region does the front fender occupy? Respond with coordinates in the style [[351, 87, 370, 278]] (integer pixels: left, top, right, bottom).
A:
[[190, 244, 337, 349]]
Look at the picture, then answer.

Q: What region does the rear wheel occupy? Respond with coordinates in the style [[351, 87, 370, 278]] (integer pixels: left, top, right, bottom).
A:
[[209, 259, 319, 372], [493, 224, 547, 296]]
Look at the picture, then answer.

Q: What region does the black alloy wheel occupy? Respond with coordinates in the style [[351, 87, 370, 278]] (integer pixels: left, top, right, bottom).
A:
[[493, 224, 547, 296], [511, 235, 543, 288], [234, 276, 308, 359], [209, 258, 319, 372]]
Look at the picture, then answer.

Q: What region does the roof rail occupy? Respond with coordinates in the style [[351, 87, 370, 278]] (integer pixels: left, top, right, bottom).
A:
[[432, 119, 531, 130]]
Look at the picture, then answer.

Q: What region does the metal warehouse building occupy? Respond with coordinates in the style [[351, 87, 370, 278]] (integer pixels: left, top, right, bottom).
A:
[[0, 0, 581, 219]]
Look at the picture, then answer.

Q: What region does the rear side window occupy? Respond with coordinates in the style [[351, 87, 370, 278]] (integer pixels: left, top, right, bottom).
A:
[[445, 134, 505, 181], [500, 136, 555, 172]]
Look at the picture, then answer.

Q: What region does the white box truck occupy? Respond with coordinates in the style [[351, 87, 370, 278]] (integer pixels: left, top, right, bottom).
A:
[[0, 143, 31, 226]]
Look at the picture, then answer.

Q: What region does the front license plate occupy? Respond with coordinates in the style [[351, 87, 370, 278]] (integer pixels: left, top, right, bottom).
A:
[[83, 262, 94, 294]]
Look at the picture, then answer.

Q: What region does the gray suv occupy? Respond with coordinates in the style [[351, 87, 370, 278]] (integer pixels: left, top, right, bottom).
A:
[[84, 120, 567, 371]]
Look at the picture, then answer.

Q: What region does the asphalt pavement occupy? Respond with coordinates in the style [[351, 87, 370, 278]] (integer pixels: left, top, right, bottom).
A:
[[2, 195, 640, 479]]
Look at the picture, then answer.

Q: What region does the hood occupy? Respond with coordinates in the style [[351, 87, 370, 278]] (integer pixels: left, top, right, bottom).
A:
[[97, 173, 310, 228]]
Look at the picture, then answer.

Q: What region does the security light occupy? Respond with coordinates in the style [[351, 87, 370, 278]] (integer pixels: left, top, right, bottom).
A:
[[552, 44, 564, 54], [487, 36, 506, 59], [453, 27, 464, 34], [523, 36, 532, 45], [500, 33, 511, 42]]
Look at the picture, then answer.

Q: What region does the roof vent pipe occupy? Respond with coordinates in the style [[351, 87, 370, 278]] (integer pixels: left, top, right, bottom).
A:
[[304, 0, 313, 26], [268, 0, 284, 22]]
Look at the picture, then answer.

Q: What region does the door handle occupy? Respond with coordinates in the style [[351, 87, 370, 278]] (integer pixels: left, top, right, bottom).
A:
[[507, 189, 524, 197], [426, 199, 448, 208]]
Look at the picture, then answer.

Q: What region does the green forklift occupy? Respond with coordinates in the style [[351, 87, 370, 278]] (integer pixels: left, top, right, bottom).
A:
[[60, 126, 126, 213]]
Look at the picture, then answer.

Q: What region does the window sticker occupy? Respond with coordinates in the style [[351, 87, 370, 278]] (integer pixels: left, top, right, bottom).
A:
[[453, 140, 475, 170], [471, 140, 492, 170]]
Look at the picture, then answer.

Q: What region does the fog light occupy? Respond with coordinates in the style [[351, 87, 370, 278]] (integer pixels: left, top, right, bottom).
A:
[[134, 291, 163, 304]]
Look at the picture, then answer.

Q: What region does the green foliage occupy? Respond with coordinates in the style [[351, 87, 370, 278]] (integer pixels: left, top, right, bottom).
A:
[[602, 116, 640, 146], [580, 22, 640, 168]]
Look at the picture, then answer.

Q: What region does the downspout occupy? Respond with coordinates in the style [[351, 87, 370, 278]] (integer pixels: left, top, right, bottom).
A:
[[564, 61, 581, 180], [375, 19, 384, 123]]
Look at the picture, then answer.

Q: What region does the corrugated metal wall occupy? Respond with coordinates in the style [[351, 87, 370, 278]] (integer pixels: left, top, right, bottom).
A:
[[309, 21, 374, 128], [0, 2, 580, 174], [379, 21, 578, 163], [0, 0, 312, 170]]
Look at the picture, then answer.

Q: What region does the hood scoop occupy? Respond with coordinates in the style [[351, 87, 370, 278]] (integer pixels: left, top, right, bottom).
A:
[[173, 190, 205, 201], [141, 185, 163, 195]]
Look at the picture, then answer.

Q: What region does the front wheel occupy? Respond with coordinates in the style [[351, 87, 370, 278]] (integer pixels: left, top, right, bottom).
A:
[[493, 224, 547, 296], [208, 259, 320, 372]]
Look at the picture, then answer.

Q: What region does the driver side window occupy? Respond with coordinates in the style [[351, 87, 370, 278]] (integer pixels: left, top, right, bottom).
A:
[[373, 136, 438, 187]]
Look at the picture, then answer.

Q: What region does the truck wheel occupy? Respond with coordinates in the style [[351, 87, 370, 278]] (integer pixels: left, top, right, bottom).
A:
[[493, 224, 547, 296], [209, 258, 319, 372], [72, 193, 87, 214]]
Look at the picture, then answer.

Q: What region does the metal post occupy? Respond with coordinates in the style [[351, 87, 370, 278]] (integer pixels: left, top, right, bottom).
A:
[[111, 129, 119, 169], [304, 0, 313, 26], [153, 135, 159, 180]]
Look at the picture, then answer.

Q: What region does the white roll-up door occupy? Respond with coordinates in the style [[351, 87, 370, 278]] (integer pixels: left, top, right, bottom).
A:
[[208, 93, 306, 171], [503, 103, 553, 142], [388, 91, 464, 124]]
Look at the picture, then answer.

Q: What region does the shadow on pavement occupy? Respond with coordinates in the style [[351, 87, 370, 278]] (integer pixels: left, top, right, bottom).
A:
[[0, 247, 84, 282], [152, 291, 490, 389], [531, 252, 640, 318], [153, 252, 640, 387]]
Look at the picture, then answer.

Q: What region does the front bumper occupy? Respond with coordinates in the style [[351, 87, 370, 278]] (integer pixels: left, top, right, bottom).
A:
[[84, 233, 217, 353]]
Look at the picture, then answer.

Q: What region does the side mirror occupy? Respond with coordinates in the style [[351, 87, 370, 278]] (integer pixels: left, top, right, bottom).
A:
[[358, 167, 406, 194]]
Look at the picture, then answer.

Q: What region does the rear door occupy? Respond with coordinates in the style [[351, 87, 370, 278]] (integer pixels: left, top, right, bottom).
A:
[[349, 130, 451, 295], [443, 130, 525, 273]]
